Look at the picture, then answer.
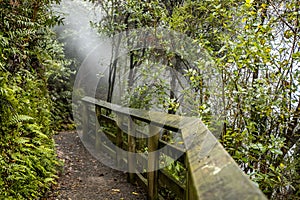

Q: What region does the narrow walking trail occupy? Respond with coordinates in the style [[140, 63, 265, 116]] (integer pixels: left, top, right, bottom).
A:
[[44, 131, 146, 200]]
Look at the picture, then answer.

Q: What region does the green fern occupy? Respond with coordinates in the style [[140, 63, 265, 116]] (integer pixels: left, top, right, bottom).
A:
[[9, 114, 34, 125], [0, 0, 65, 198]]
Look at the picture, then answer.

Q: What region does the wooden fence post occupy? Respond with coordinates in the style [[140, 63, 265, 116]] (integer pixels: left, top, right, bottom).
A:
[[82, 102, 89, 142], [148, 125, 160, 200], [116, 114, 123, 168], [95, 106, 102, 152], [185, 154, 197, 199], [127, 117, 136, 183]]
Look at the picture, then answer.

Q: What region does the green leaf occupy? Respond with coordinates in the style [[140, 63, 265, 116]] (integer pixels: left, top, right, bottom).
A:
[[270, 149, 283, 155]]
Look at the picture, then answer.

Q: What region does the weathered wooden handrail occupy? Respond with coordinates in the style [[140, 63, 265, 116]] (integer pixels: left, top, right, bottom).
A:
[[81, 96, 267, 200]]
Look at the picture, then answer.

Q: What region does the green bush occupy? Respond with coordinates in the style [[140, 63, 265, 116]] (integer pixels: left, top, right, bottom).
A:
[[0, 0, 66, 198]]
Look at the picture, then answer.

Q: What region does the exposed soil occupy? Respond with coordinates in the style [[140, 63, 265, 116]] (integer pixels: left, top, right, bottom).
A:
[[44, 131, 146, 200]]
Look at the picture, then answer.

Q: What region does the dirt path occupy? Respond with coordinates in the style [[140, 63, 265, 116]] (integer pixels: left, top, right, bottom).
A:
[[44, 131, 146, 200]]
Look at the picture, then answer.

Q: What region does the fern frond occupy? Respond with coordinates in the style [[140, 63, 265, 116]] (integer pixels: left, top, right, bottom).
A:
[[9, 114, 34, 125], [0, 95, 14, 112]]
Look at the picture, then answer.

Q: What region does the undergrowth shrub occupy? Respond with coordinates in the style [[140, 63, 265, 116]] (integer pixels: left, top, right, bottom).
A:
[[0, 0, 68, 198]]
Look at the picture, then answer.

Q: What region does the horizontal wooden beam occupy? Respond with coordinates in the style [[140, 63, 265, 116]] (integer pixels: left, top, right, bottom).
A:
[[82, 96, 191, 131], [181, 120, 267, 199]]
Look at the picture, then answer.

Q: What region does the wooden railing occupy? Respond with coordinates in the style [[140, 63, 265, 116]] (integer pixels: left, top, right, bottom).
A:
[[81, 96, 267, 200]]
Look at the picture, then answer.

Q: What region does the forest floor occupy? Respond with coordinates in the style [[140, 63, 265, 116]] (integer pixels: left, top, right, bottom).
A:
[[43, 131, 146, 200]]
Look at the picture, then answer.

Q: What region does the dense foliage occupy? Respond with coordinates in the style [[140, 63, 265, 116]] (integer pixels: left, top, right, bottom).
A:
[[0, 0, 69, 198], [90, 0, 299, 199]]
